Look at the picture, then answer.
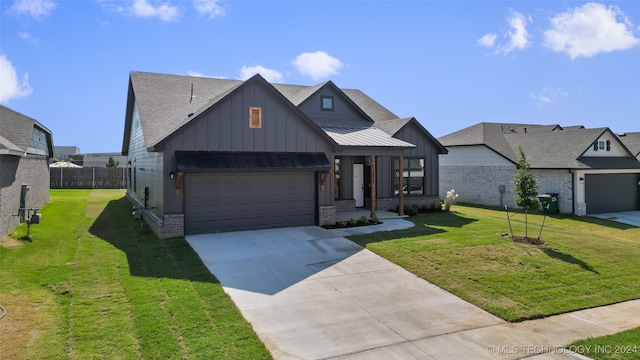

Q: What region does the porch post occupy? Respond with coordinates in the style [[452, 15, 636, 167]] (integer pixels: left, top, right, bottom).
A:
[[331, 154, 335, 205], [370, 155, 377, 218], [398, 154, 405, 216]]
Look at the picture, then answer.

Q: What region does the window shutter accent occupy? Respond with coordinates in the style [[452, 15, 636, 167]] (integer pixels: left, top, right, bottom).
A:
[[593, 142, 598, 151], [606, 140, 611, 151], [249, 107, 262, 129]]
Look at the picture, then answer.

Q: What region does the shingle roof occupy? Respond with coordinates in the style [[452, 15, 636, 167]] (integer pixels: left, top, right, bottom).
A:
[[439, 122, 639, 169], [125, 71, 444, 153], [0, 105, 53, 156], [618, 132, 640, 157]]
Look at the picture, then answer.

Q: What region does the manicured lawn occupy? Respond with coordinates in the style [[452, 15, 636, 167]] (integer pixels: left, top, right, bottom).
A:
[[0, 189, 271, 360], [568, 326, 640, 359], [349, 204, 640, 322]]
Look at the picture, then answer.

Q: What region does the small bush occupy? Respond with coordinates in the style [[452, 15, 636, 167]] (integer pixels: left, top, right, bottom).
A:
[[404, 204, 418, 216], [348, 218, 358, 226], [370, 215, 379, 223], [359, 215, 369, 224], [444, 189, 459, 211]]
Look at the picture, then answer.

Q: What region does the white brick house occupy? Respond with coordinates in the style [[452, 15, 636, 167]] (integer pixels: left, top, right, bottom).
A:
[[439, 123, 640, 215]]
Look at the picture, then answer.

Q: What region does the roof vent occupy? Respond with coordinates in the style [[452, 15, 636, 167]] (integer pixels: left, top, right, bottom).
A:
[[618, 132, 627, 137], [187, 113, 194, 117]]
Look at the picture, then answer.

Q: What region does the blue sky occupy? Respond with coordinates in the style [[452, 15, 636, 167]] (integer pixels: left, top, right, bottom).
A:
[[1, 0, 639, 154]]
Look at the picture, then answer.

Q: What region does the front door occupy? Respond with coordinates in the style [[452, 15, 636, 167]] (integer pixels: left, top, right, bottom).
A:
[[353, 164, 364, 207]]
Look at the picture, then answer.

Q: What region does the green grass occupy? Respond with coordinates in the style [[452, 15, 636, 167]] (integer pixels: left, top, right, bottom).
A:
[[0, 189, 271, 360], [569, 327, 640, 359], [349, 204, 640, 322]]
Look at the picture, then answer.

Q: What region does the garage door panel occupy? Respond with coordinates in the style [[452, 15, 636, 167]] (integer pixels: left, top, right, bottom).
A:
[[585, 174, 638, 214], [185, 172, 315, 234]]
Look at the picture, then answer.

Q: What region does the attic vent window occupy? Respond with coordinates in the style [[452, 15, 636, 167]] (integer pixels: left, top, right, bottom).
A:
[[321, 96, 334, 111], [249, 106, 262, 129]]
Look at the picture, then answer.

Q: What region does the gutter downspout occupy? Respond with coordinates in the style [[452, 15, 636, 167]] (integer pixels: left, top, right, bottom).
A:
[[569, 169, 575, 214]]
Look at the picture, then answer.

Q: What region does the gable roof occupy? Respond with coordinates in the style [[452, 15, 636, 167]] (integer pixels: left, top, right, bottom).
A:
[[0, 105, 54, 157], [618, 132, 640, 157], [123, 71, 444, 154], [439, 122, 639, 169]]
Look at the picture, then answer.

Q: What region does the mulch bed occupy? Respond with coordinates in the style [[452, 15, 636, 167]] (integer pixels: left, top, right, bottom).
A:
[[322, 221, 382, 229], [511, 235, 545, 245]]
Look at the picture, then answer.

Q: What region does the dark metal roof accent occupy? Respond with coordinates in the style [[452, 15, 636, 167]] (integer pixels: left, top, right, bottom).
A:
[[175, 151, 331, 172]]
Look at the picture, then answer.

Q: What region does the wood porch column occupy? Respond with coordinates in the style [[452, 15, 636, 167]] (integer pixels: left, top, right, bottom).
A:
[[398, 155, 405, 216], [370, 155, 376, 218]]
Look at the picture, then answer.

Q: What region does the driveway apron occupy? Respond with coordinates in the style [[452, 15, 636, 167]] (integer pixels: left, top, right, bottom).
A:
[[186, 226, 504, 359]]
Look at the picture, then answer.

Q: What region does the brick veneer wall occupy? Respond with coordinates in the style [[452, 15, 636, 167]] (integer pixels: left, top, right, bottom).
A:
[[0, 155, 50, 238], [319, 205, 336, 226], [440, 166, 573, 213]]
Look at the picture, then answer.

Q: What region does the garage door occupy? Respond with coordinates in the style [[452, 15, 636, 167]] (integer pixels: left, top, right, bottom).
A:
[[185, 171, 316, 234], [585, 174, 639, 214]]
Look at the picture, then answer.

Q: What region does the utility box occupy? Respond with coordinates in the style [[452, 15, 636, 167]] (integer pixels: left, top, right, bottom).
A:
[[538, 193, 559, 214]]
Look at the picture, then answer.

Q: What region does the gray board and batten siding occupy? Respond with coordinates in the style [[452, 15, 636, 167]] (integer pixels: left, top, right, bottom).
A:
[[126, 75, 336, 233]]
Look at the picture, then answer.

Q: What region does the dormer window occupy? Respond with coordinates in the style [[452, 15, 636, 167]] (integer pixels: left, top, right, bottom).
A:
[[593, 140, 611, 152], [321, 96, 334, 111]]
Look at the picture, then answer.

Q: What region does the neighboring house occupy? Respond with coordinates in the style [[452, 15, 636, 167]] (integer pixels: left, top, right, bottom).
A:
[[122, 71, 447, 238], [82, 153, 127, 168], [0, 106, 54, 238], [618, 132, 640, 160], [54, 145, 80, 161], [439, 123, 640, 215]]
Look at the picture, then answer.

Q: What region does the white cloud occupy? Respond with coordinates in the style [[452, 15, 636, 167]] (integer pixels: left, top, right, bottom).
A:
[[544, 3, 640, 59], [9, 0, 56, 19], [187, 71, 225, 79], [130, 0, 180, 22], [293, 51, 343, 81], [193, 0, 224, 19], [238, 65, 284, 83], [529, 87, 567, 106], [497, 11, 530, 54], [18, 31, 40, 46], [0, 55, 33, 103], [477, 33, 497, 48]]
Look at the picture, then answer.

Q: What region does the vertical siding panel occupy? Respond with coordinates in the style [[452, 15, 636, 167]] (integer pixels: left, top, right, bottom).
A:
[[195, 117, 208, 151], [219, 101, 232, 150], [286, 113, 297, 151], [182, 124, 196, 151], [266, 101, 277, 151], [231, 96, 243, 151], [207, 108, 220, 151], [243, 87, 255, 152]]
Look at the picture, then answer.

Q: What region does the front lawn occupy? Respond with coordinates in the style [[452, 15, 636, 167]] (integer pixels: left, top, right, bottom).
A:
[[349, 204, 640, 322], [570, 327, 640, 359], [0, 189, 271, 359]]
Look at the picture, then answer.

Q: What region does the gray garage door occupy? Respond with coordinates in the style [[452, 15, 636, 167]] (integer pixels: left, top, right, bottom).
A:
[[185, 171, 316, 234], [585, 174, 638, 214]]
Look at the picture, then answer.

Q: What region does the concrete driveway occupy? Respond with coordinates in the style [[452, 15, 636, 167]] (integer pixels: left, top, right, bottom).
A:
[[589, 211, 640, 227], [187, 225, 503, 359], [186, 225, 640, 359]]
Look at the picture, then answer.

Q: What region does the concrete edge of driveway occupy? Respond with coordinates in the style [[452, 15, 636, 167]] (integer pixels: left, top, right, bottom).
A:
[[187, 224, 640, 359]]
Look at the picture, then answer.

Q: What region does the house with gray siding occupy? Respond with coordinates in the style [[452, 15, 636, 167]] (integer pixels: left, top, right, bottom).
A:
[[121, 71, 447, 238], [0, 106, 54, 238], [439, 123, 640, 215]]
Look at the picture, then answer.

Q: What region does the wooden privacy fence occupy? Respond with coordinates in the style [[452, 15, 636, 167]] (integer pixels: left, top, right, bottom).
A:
[[50, 167, 127, 189]]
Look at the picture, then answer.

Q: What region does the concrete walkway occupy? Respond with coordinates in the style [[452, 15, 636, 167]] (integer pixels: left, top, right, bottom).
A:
[[187, 225, 640, 359]]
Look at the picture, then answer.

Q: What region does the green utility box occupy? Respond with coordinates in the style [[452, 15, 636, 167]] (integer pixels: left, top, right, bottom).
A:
[[538, 193, 559, 214]]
